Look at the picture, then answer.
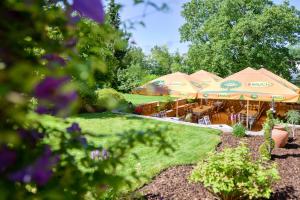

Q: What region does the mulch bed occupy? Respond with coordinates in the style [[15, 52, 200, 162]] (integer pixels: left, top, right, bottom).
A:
[[138, 131, 300, 200]]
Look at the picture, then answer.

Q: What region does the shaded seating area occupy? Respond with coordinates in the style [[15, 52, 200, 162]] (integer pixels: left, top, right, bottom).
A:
[[132, 68, 300, 131]]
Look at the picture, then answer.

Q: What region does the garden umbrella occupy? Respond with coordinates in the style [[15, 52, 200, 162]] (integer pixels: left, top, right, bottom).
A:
[[132, 72, 201, 98], [132, 72, 202, 117], [199, 67, 300, 128], [258, 68, 300, 93], [189, 70, 222, 89], [199, 67, 299, 103]]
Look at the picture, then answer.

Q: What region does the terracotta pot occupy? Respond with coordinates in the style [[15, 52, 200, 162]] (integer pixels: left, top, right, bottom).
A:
[[273, 125, 286, 131], [272, 129, 289, 148]]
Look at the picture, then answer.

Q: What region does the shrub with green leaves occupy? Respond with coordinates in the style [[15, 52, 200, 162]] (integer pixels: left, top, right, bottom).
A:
[[286, 110, 300, 138], [190, 144, 280, 200], [259, 110, 275, 160], [232, 123, 246, 137], [95, 88, 128, 111]]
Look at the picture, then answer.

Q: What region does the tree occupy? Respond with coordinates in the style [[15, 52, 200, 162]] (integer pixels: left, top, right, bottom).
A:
[[146, 45, 187, 76], [106, 0, 121, 29], [289, 43, 300, 60], [180, 0, 300, 78]]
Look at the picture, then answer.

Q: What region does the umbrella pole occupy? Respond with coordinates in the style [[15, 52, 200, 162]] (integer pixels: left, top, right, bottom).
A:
[[246, 100, 249, 130]]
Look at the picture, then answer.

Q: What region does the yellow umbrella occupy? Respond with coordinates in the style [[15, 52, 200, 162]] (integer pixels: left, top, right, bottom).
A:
[[132, 72, 201, 98], [200, 67, 299, 103], [189, 70, 222, 89], [132, 72, 202, 117], [258, 68, 300, 93]]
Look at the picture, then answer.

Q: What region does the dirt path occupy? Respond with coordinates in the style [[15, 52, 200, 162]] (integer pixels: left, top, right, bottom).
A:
[[138, 132, 300, 200]]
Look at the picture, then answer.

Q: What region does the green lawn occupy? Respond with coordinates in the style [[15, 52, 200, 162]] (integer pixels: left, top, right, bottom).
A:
[[37, 112, 220, 192], [123, 94, 175, 105]]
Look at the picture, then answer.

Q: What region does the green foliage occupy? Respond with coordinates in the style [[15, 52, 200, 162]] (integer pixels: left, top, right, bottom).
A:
[[28, 97, 38, 112], [180, 0, 300, 78], [39, 112, 221, 193], [95, 88, 128, 111], [232, 123, 246, 137], [190, 144, 280, 200], [0, 1, 177, 199], [77, 82, 97, 112], [286, 110, 300, 138], [117, 63, 148, 92], [106, 0, 121, 30], [259, 110, 275, 160], [286, 110, 300, 125], [147, 45, 187, 75], [289, 43, 300, 60]]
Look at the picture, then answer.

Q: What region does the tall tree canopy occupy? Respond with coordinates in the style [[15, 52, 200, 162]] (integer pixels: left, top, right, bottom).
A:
[[180, 0, 300, 78]]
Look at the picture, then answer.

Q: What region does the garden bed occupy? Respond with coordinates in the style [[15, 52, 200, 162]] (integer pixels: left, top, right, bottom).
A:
[[139, 131, 300, 200]]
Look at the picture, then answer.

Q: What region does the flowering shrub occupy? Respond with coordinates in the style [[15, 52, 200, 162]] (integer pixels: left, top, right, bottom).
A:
[[190, 145, 280, 200], [232, 123, 246, 137], [0, 0, 172, 199]]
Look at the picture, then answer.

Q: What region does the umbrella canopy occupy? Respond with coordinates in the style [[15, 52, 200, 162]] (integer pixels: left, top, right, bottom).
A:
[[132, 72, 201, 98], [258, 68, 300, 93], [199, 67, 299, 102], [189, 70, 222, 89]]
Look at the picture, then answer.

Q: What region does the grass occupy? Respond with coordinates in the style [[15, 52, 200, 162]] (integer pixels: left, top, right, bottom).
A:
[[37, 112, 221, 192], [123, 94, 175, 105]]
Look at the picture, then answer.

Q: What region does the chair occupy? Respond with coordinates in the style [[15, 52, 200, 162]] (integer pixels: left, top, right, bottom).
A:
[[198, 118, 206, 125], [203, 115, 211, 125]]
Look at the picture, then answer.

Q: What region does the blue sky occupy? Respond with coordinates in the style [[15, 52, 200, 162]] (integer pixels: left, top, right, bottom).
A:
[[116, 0, 300, 54]]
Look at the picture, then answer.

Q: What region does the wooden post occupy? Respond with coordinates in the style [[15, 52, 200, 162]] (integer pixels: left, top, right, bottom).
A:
[[246, 100, 249, 129], [176, 99, 179, 117]]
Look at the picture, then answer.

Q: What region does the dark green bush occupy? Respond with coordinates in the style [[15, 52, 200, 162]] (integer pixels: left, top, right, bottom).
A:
[[190, 144, 280, 200], [77, 83, 98, 112], [232, 123, 246, 137], [95, 88, 129, 111]]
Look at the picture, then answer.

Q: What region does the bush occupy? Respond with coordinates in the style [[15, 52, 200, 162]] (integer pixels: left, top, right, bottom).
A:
[[232, 123, 246, 137], [286, 110, 300, 138], [259, 110, 275, 160], [95, 88, 129, 111], [77, 83, 98, 112], [190, 145, 280, 200]]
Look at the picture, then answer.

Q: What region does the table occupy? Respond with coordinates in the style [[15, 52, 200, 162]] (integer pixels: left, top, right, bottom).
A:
[[192, 105, 213, 116], [239, 110, 258, 118]]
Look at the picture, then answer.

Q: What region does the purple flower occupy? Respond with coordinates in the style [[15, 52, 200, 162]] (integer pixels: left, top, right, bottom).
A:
[[18, 129, 43, 147], [77, 136, 88, 147], [34, 76, 77, 115], [90, 149, 100, 160], [35, 76, 69, 99], [9, 146, 59, 186], [102, 149, 109, 159], [66, 123, 81, 133], [65, 38, 77, 48], [0, 146, 17, 173], [72, 0, 105, 23], [90, 149, 109, 160], [42, 53, 66, 67], [66, 123, 88, 147]]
